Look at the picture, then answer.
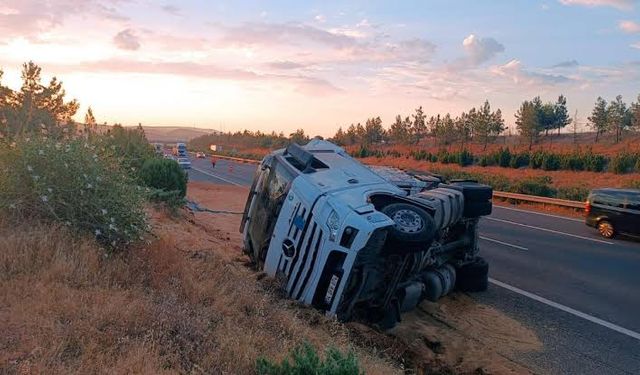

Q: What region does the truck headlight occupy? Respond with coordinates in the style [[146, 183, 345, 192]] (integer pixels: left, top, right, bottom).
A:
[[327, 210, 340, 242]]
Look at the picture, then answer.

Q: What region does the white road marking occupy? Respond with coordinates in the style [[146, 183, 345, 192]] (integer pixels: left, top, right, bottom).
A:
[[486, 217, 614, 245], [493, 204, 584, 222], [191, 166, 243, 186], [489, 278, 640, 341], [480, 236, 528, 251]]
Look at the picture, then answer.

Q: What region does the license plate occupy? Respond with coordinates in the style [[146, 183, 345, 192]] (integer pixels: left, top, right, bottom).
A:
[[324, 275, 340, 305]]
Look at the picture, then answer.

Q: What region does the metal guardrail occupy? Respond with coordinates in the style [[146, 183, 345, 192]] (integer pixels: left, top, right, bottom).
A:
[[207, 154, 261, 164], [493, 191, 585, 209]]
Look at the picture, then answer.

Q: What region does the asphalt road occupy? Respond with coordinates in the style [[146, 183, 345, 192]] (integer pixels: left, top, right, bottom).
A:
[[184, 156, 640, 374]]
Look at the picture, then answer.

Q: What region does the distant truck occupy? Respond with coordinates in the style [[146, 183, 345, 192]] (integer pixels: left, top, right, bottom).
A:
[[172, 142, 188, 157]]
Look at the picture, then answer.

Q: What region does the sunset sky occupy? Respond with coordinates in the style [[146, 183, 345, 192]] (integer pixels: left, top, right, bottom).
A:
[[1, 0, 639, 136]]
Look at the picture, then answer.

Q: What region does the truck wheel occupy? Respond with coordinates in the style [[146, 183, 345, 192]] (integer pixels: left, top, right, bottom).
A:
[[597, 220, 615, 238], [456, 257, 489, 292], [381, 203, 435, 244]]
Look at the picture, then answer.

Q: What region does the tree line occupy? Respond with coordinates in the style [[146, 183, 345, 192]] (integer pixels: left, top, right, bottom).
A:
[[332, 94, 640, 149]]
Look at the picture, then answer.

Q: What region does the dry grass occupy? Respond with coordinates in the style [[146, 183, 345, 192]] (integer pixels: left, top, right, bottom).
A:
[[0, 213, 402, 374]]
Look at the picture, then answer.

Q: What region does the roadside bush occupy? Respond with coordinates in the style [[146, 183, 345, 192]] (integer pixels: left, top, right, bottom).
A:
[[557, 186, 590, 201], [0, 137, 148, 250], [98, 124, 156, 177], [559, 152, 584, 171], [529, 151, 545, 169], [256, 342, 362, 375], [584, 151, 608, 172], [495, 147, 511, 167], [139, 158, 188, 210], [512, 176, 556, 197], [457, 149, 474, 166], [609, 152, 637, 174], [509, 152, 530, 169], [541, 153, 561, 171]]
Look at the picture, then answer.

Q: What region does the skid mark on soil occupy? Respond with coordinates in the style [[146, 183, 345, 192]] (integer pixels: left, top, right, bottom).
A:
[[391, 293, 542, 374]]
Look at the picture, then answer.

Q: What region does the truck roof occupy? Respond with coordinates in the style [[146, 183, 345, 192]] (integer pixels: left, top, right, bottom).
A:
[[275, 139, 404, 196]]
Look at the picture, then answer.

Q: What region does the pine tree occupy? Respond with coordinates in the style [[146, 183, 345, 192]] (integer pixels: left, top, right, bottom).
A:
[[363, 117, 385, 144], [553, 95, 571, 136], [607, 95, 627, 143], [84, 106, 97, 134], [515, 100, 539, 150], [411, 106, 427, 143], [389, 115, 411, 144], [629, 94, 640, 131], [588, 97, 608, 143]]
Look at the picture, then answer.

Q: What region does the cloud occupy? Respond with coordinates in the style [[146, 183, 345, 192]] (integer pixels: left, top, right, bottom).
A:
[[632, 41, 640, 48], [113, 29, 140, 50], [56, 58, 341, 95], [558, 0, 636, 10], [449, 34, 504, 70], [0, 0, 127, 41], [491, 59, 571, 85], [267, 61, 310, 70], [161, 4, 181, 16], [463, 34, 505, 65], [551, 59, 580, 68], [217, 22, 357, 49], [396, 39, 437, 63], [619, 20, 640, 33]]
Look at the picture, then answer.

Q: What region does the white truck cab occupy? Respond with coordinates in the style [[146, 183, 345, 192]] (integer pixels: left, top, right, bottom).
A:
[[240, 140, 492, 328]]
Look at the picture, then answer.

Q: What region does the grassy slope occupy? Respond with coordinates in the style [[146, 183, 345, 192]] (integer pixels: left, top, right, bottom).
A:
[[0, 187, 399, 374]]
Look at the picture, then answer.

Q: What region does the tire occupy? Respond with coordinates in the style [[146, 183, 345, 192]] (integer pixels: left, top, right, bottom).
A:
[[597, 220, 615, 238], [464, 200, 492, 217], [456, 257, 489, 292], [381, 203, 436, 244], [449, 181, 493, 202]]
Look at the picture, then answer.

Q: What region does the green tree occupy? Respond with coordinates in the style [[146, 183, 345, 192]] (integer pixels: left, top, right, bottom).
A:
[[363, 117, 385, 144], [471, 100, 505, 150], [411, 106, 427, 143], [455, 110, 472, 150], [289, 128, 310, 145], [515, 100, 539, 150], [631, 94, 640, 131], [345, 124, 358, 145], [1, 61, 79, 139], [532, 96, 555, 137], [607, 95, 629, 143], [553, 94, 571, 135], [332, 126, 347, 146], [84, 106, 97, 135], [588, 97, 608, 143], [389, 114, 412, 144]]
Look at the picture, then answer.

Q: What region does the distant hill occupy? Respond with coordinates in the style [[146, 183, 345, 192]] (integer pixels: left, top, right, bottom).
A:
[[136, 126, 219, 143]]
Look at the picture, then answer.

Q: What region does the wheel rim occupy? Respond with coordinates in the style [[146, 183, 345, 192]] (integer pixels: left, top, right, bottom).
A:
[[598, 222, 614, 238], [392, 209, 423, 233]]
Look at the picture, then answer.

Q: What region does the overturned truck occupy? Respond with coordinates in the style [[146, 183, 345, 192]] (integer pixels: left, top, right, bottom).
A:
[[240, 140, 492, 328]]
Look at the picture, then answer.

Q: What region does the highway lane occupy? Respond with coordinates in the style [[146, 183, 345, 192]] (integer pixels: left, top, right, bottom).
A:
[[185, 157, 640, 374]]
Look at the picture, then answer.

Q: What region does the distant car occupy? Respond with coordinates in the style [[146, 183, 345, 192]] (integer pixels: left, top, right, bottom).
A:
[[196, 152, 206, 159], [177, 157, 191, 169], [585, 188, 640, 238]]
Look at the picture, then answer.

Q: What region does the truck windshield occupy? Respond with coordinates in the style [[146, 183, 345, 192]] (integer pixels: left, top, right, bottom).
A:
[[248, 159, 295, 255]]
